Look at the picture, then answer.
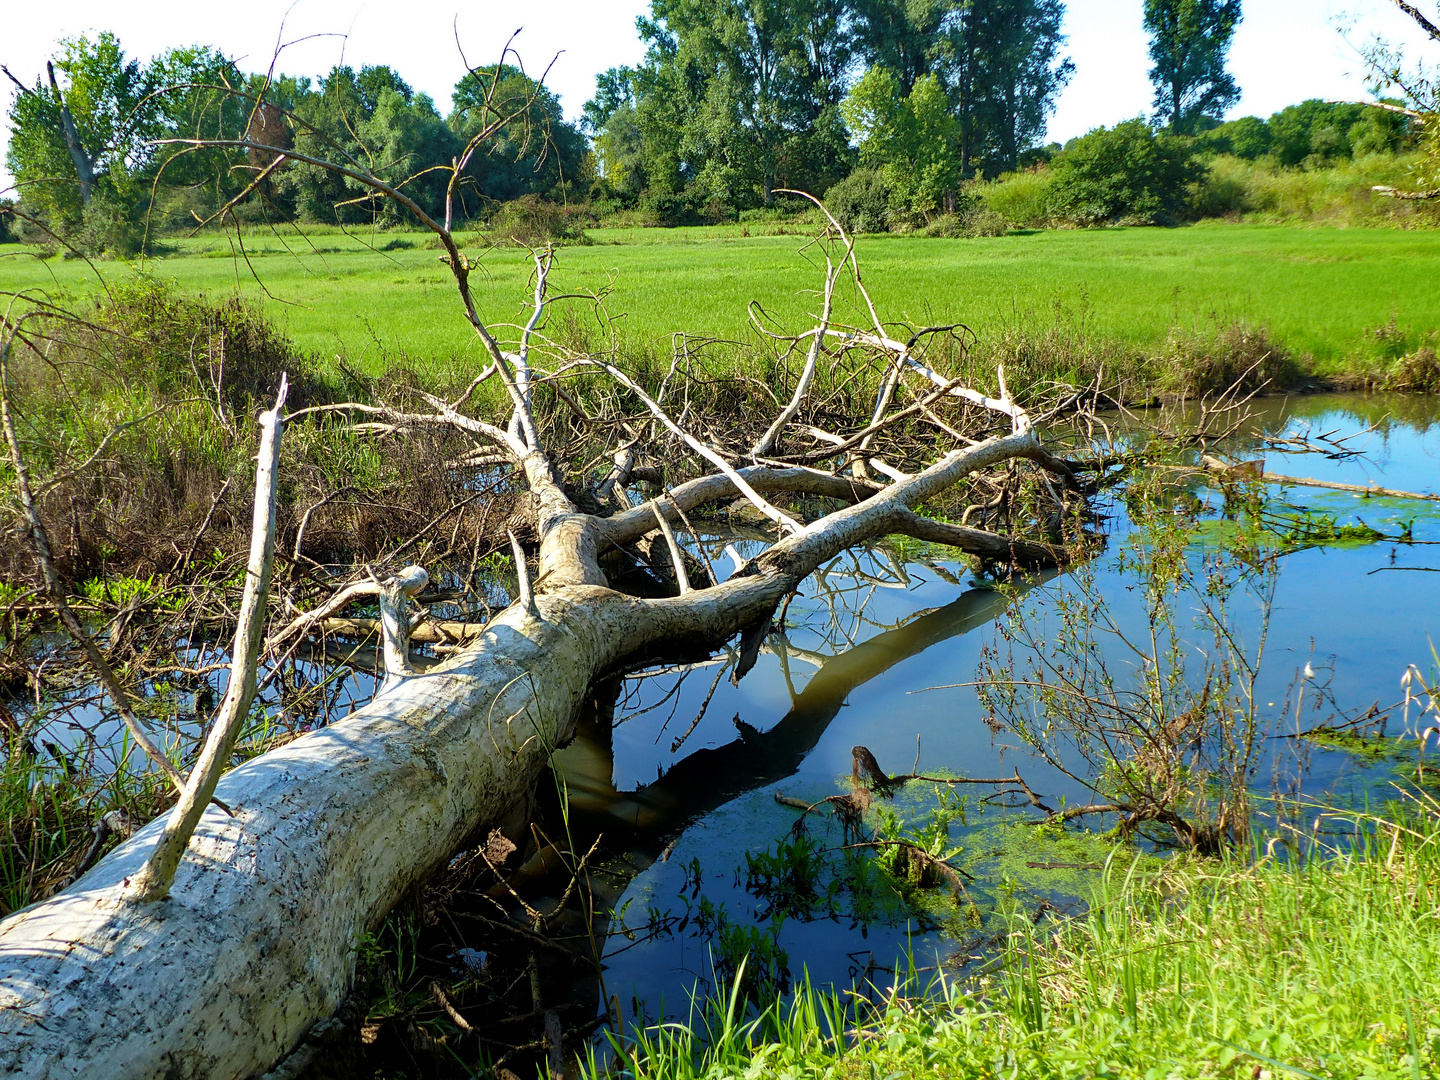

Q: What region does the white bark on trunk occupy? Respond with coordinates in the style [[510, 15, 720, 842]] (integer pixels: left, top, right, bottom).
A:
[[0, 421, 1045, 1078]]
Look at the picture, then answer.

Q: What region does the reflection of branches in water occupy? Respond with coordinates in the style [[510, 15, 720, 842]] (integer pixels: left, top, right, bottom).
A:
[[667, 664, 730, 754], [611, 540, 951, 741], [614, 666, 694, 732]]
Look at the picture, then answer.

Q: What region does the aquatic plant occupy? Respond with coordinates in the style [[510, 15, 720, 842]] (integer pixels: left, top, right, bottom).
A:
[[976, 484, 1276, 852]]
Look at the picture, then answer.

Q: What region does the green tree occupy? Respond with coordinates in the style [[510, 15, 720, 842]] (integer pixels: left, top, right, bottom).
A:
[[1266, 99, 1366, 166], [450, 65, 587, 212], [842, 67, 961, 218], [280, 65, 462, 224], [622, 0, 854, 209], [850, 0, 959, 93], [850, 0, 1071, 177], [594, 104, 647, 198], [1199, 114, 1270, 158], [1143, 0, 1243, 134], [142, 45, 251, 226], [1049, 117, 1203, 224], [951, 0, 1073, 175], [5, 34, 248, 247], [582, 67, 637, 136], [5, 33, 155, 232]]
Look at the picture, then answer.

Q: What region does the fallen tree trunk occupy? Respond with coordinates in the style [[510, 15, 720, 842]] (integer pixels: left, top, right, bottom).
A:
[[0, 112, 1080, 1076], [0, 427, 1050, 1077]]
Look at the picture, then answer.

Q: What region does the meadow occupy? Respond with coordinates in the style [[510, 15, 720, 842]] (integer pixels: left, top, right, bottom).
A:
[[3, 221, 1439, 381]]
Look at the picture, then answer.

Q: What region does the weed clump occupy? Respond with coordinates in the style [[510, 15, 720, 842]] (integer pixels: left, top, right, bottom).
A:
[[484, 195, 591, 245], [1387, 346, 1440, 392], [1160, 322, 1302, 397]]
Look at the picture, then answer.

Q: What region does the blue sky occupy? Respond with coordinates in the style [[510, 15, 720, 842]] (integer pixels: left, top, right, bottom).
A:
[[1, 0, 1433, 189]]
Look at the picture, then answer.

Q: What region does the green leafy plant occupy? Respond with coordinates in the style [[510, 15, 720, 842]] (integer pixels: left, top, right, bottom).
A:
[[978, 485, 1275, 852]]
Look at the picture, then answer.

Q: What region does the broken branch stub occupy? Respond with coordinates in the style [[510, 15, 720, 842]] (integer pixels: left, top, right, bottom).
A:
[[379, 564, 430, 690]]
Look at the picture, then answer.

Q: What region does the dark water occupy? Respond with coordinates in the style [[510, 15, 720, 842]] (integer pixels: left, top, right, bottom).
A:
[[554, 392, 1440, 1022]]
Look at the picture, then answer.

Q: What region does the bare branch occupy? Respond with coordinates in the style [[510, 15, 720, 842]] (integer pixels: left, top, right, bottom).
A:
[[1390, 0, 1440, 42], [130, 375, 289, 901], [583, 358, 804, 534], [652, 505, 692, 595]]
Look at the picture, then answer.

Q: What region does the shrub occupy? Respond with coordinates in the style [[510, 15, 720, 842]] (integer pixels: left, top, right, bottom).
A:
[[1200, 115, 1272, 160], [823, 167, 891, 233], [74, 191, 149, 259], [1189, 157, 1252, 218], [0, 200, 15, 244], [637, 190, 700, 228], [1160, 322, 1301, 397], [979, 168, 1058, 228], [484, 195, 591, 245], [919, 205, 1009, 238], [1049, 119, 1203, 226]]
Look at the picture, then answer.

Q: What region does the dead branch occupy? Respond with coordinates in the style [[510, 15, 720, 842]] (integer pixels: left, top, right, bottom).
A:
[[1199, 454, 1440, 501], [130, 375, 288, 901]]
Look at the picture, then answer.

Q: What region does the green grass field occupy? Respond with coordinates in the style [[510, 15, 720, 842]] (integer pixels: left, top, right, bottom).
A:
[[3, 222, 1438, 377]]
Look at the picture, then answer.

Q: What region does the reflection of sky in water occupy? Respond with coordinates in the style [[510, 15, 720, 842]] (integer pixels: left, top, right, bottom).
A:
[[595, 394, 1440, 1019], [10, 394, 1438, 1022]]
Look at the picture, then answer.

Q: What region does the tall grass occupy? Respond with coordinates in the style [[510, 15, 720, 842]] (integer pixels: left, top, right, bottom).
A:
[[588, 799, 1440, 1079], [1196, 153, 1440, 228]]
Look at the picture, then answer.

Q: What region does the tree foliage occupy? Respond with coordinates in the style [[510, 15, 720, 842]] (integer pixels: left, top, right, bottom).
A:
[[592, 0, 1071, 215], [1049, 118, 1202, 224], [1143, 0, 1243, 134], [842, 67, 961, 218], [450, 66, 588, 211], [5, 33, 246, 242], [622, 0, 855, 208]]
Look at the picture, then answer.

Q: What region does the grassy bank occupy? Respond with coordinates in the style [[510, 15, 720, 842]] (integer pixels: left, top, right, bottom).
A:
[[3, 222, 1439, 385], [589, 802, 1440, 1080]]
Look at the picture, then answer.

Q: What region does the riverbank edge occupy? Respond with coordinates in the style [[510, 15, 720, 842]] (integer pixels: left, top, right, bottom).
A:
[[585, 800, 1440, 1080]]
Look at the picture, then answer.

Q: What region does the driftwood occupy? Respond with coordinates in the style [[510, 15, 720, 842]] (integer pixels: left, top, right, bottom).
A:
[[0, 91, 1079, 1079], [1199, 454, 1440, 502]]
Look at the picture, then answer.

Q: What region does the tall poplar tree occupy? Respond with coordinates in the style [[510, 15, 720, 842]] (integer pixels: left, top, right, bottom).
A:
[[951, 0, 1072, 175], [1143, 0, 1243, 133]]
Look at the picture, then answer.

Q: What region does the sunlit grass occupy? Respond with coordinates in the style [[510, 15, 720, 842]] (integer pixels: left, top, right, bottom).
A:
[[585, 800, 1440, 1079], [4, 222, 1439, 377]]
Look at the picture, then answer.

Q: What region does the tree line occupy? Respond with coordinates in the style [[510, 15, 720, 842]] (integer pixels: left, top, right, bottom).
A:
[[1, 0, 1431, 252], [2, 34, 586, 254], [582, 0, 1072, 219]]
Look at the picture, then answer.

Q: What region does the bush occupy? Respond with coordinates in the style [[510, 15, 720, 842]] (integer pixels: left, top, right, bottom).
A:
[[1200, 115, 1272, 160], [979, 168, 1058, 228], [823, 168, 891, 233], [1049, 119, 1203, 226], [1198, 152, 1438, 226], [484, 195, 591, 245], [0, 200, 15, 244], [919, 205, 1009, 238], [74, 191, 150, 259], [1160, 322, 1301, 397], [1189, 159, 1252, 218], [637, 191, 700, 228]]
